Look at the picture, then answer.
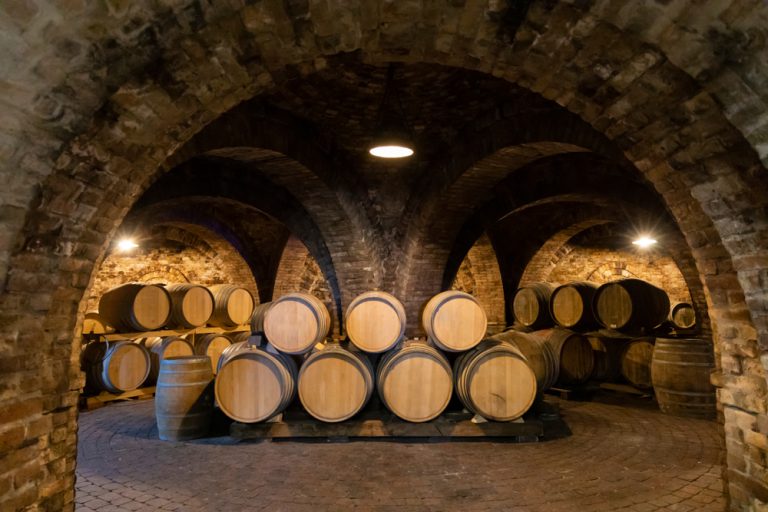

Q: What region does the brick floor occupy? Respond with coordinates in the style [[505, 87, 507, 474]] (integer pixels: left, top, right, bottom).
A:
[[76, 395, 726, 511]]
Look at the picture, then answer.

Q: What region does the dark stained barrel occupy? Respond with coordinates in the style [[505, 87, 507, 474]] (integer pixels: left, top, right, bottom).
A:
[[587, 336, 628, 382], [593, 279, 670, 332], [531, 329, 595, 386], [668, 302, 696, 330], [621, 338, 655, 390], [651, 338, 716, 419]]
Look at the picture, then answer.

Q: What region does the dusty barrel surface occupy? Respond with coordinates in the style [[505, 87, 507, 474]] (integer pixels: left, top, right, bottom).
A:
[[193, 333, 232, 374], [512, 283, 555, 329], [377, 340, 453, 422], [298, 343, 374, 423], [593, 279, 670, 332], [489, 330, 558, 391], [255, 293, 331, 354], [82, 340, 151, 394], [550, 282, 599, 330], [454, 339, 538, 422], [422, 291, 487, 352], [652, 338, 716, 419], [98, 283, 172, 332], [531, 329, 595, 386], [621, 338, 655, 390], [215, 341, 297, 423], [345, 291, 406, 353], [155, 356, 214, 441], [164, 284, 215, 328], [141, 336, 195, 383], [668, 302, 696, 330], [208, 285, 255, 327]]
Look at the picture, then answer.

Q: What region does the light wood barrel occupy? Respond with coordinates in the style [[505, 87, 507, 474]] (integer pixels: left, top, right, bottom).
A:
[[489, 330, 558, 391], [512, 283, 555, 329], [669, 302, 696, 330], [98, 283, 171, 332], [82, 312, 114, 334], [587, 336, 628, 382], [228, 332, 253, 344], [550, 282, 599, 330], [193, 334, 232, 374], [215, 342, 297, 423], [257, 293, 331, 354], [377, 340, 453, 422], [81, 340, 151, 394], [250, 302, 272, 333], [141, 336, 194, 383], [531, 329, 595, 386], [208, 285, 255, 327], [298, 343, 374, 422], [652, 338, 715, 418], [593, 279, 670, 332], [621, 338, 655, 390], [155, 356, 214, 441], [422, 291, 487, 352], [454, 339, 538, 421], [345, 291, 406, 353], [164, 284, 214, 328]]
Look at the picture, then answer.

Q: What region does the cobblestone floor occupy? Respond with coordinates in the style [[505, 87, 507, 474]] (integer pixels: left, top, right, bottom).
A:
[[76, 394, 726, 512]]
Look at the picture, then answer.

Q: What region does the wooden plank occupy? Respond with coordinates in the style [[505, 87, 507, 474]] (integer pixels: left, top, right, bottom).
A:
[[85, 325, 250, 343], [81, 387, 157, 411], [599, 382, 652, 397]]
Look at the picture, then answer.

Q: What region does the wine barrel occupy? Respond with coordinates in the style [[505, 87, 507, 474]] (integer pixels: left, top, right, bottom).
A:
[[550, 282, 599, 330], [345, 291, 406, 353], [377, 340, 453, 422], [255, 293, 331, 354], [228, 331, 253, 344], [621, 338, 655, 390], [512, 283, 555, 329], [593, 279, 670, 332], [98, 283, 172, 332], [422, 291, 487, 352], [454, 339, 538, 421], [669, 302, 696, 330], [488, 330, 558, 391], [81, 340, 151, 393], [652, 338, 716, 419], [531, 329, 595, 386], [587, 336, 627, 382], [298, 343, 374, 422], [155, 356, 214, 441], [215, 342, 297, 423], [164, 284, 215, 328], [208, 285, 255, 328], [193, 333, 232, 374], [141, 336, 194, 383], [82, 312, 114, 334]]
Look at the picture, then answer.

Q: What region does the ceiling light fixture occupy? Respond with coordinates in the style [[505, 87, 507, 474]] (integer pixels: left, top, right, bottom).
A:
[[116, 238, 139, 252], [632, 236, 657, 249], [368, 64, 415, 159]]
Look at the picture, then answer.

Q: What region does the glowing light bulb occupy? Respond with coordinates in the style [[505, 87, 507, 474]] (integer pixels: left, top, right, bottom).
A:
[[632, 236, 657, 248], [368, 145, 414, 158], [117, 239, 139, 252]]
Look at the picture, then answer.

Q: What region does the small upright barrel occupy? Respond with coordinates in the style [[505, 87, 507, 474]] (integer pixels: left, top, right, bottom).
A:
[[215, 342, 297, 423], [155, 356, 214, 441], [164, 284, 215, 328], [593, 279, 670, 332], [142, 336, 194, 383], [652, 338, 716, 419], [81, 340, 151, 393], [512, 283, 555, 329], [422, 291, 487, 352], [82, 312, 114, 334], [208, 285, 255, 327], [454, 339, 538, 421], [668, 302, 696, 330], [621, 338, 655, 390], [489, 330, 558, 391], [345, 291, 406, 353], [550, 282, 599, 330], [193, 333, 232, 374], [256, 293, 331, 354], [377, 340, 453, 422], [531, 329, 595, 386], [98, 283, 171, 332], [298, 343, 374, 422]]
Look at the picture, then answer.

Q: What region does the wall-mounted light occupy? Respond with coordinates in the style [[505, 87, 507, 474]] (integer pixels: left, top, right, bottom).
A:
[[632, 236, 657, 249], [368, 64, 415, 159], [116, 238, 139, 252]]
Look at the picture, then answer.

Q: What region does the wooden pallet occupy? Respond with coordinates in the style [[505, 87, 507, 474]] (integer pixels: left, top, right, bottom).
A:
[[598, 382, 653, 397], [80, 386, 157, 411], [82, 325, 251, 343]]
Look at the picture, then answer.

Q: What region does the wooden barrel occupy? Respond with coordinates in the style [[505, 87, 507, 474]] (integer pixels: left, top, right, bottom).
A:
[[454, 339, 538, 421], [593, 279, 670, 332], [193, 333, 232, 374], [298, 343, 374, 422], [377, 340, 453, 422], [208, 285, 255, 327], [250, 302, 271, 333], [82, 312, 114, 334], [228, 331, 253, 344], [256, 293, 331, 354], [550, 282, 599, 330], [422, 291, 487, 352], [345, 291, 406, 353], [81, 340, 151, 393], [215, 341, 297, 423], [141, 336, 194, 383], [512, 283, 555, 329], [621, 338, 655, 390], [155, 355, 214, 441], [98, 283, 171, 332], [164, 284, 215, 328], [669, 302, 696, 330], [531, 329, 595, 386], [652, 338, 715, 418], [488, 330, 558, 391], [587, 336, 627, 382]]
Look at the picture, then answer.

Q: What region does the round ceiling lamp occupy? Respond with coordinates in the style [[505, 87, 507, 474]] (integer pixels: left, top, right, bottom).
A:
[[368, 64, 415, 159]]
